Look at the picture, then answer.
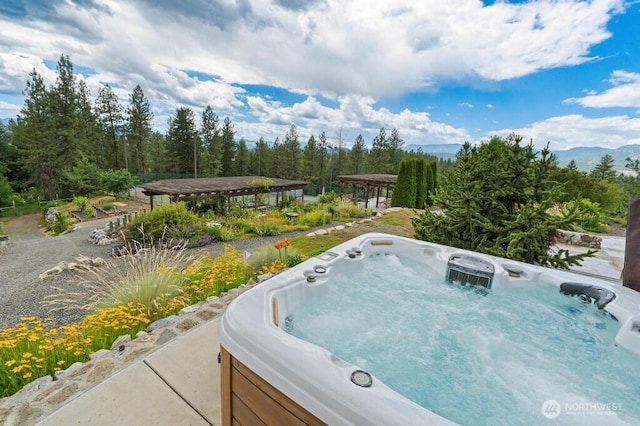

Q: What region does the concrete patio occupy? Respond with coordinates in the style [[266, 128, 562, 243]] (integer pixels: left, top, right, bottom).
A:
[[38, 319, 223, 425]]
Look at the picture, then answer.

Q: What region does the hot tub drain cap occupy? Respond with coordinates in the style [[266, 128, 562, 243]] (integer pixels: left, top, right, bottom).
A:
[[351, 370, 372, 387]]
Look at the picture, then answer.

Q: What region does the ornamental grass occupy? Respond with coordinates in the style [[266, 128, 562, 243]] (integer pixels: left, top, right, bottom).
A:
[[0, 244, 255, 397]]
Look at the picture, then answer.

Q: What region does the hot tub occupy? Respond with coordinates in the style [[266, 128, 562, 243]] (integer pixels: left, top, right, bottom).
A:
[[219, 233, 640, 425]]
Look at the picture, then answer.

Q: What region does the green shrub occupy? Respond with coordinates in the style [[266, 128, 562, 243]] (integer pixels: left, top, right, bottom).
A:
[[204, 224, 237, 242], [391, 159, 417, 208], [333, 199, 371, 219], [300, 210, 332, 227], [247, 245, 281, 272], [228, 217, 254, 233], [253, 221, 281, 236], [317, 191, 338, 204], [82, 206, 93, 219], [49, 212, 72, 235], [125, 203, 200, 244], [565, 199, 608, 233], [100, 203, 114, 212], [73, 196, 90, 210]]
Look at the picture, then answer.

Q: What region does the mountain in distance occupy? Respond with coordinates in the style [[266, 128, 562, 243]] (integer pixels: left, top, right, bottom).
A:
[[406, 143, 640, 173]]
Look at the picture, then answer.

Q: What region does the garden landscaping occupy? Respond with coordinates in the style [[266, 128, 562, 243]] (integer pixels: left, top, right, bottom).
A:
[[0, 194, 413, 402]]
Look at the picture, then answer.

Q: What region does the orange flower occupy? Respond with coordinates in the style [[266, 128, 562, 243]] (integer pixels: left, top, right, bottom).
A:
[[274, 239, 291, 250]]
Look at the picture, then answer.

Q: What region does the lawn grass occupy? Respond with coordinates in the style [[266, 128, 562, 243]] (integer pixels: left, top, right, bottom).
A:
[[290, 209, 417, 257]]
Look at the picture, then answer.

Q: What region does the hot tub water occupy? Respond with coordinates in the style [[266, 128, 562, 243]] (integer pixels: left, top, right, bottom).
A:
[[284, 253, 640, 425]]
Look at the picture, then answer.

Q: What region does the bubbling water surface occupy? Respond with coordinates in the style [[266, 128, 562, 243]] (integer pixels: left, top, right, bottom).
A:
[[284, 253, 640, 425]]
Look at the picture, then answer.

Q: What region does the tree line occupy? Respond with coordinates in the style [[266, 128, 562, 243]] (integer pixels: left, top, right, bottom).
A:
[[0, 55, 442, 204]]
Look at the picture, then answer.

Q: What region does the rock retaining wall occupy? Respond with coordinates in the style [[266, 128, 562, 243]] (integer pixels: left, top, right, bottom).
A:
[[0, 283, 261, 426], [558, 230, 602, 249]]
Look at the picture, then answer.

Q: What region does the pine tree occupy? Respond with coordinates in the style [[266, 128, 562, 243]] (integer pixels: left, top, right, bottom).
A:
[[75, 80, 100, 166], [282, 124, 302, 180], [346, 134, 367, 175], [412, 135, 594, 268], [127, 85, 153, 179], [95, 84, 125, 170], [235, 138, 249, 176], [220, 117, 236, 176], [302, 135, 320, 190], [166, 107, 198, 174], [589, 154, 616, 181], [200, 106, 221, 177]]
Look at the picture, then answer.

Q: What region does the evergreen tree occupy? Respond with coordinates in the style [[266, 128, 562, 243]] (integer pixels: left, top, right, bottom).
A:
[[346, 134, 367, 175], [15, 69, 57, 198], [127, 85, 153, 179], [426, 161, 437, 206], [220, 117, 236, 176], [48, 55, 82, 164], [253, 137, 269, 176], [95, 84, 125, 169], [589, 154, 616, 181], [302, 135, 320, 190], [200, 105, 221, 177], [146, 131, 167, 176], [412, 135, 594, 268], [235, 138, 250, 176], [414, 158, 428, 209], [391, 158, 416, 207], [387, 128, 404, 173], [166, 107, 198, 174], [269, 137, 286, 178], [75, 80, 100, 165], [282, 124, 302, 180], [318, 131, 329, 190], [369, 128, 388, 173]]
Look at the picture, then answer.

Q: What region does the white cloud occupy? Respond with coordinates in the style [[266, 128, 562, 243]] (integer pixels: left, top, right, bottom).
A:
[[0, 99, 20, 118], [243, 93, 471, 146], [489, 114, 640, 150], [0, 0, 626, 100], [0, 0, 632, 150], [565, 70, 640, 109]]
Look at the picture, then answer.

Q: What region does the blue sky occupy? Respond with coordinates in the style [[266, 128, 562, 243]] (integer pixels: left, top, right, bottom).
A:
[[0, 0, 639, 151]]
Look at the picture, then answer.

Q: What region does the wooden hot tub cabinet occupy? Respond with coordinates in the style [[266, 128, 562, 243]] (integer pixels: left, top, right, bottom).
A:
[[220, 347, 326, 425]]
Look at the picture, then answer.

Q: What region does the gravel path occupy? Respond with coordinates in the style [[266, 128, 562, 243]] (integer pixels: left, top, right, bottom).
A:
[[0, 213, 322, 329]]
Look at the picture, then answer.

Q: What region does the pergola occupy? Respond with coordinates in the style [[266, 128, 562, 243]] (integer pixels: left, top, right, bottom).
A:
[[139, 176, 307, 210], [337, 174, 397, 208]]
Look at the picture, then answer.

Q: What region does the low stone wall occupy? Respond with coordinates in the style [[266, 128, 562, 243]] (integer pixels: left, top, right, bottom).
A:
[[0, 283, 259, 426], [557, 230, 602, 249]]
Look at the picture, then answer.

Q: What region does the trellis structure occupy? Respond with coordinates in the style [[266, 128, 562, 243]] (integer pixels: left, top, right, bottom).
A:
[[139, 176, 307, 210], [337, 174, 397, 208]]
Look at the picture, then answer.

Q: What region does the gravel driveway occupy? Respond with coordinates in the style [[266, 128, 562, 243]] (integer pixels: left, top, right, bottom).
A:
[[0, 213, 320, 329]]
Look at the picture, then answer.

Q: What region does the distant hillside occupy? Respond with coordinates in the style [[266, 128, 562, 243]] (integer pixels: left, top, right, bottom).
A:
[[405, 143, 462, 159], [552, 145, 640, 173], [406, 143, 640, 173]]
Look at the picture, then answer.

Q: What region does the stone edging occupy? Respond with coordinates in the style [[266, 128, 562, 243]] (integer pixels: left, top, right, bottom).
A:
[[0, 284, 258, 426]]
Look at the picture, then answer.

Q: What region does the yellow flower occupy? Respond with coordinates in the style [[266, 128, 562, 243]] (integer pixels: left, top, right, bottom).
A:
[[21, 352, 33, 359], [57, 360, 66, 365], [4, 360, 16, 367], [23, 372, 32, 379]]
